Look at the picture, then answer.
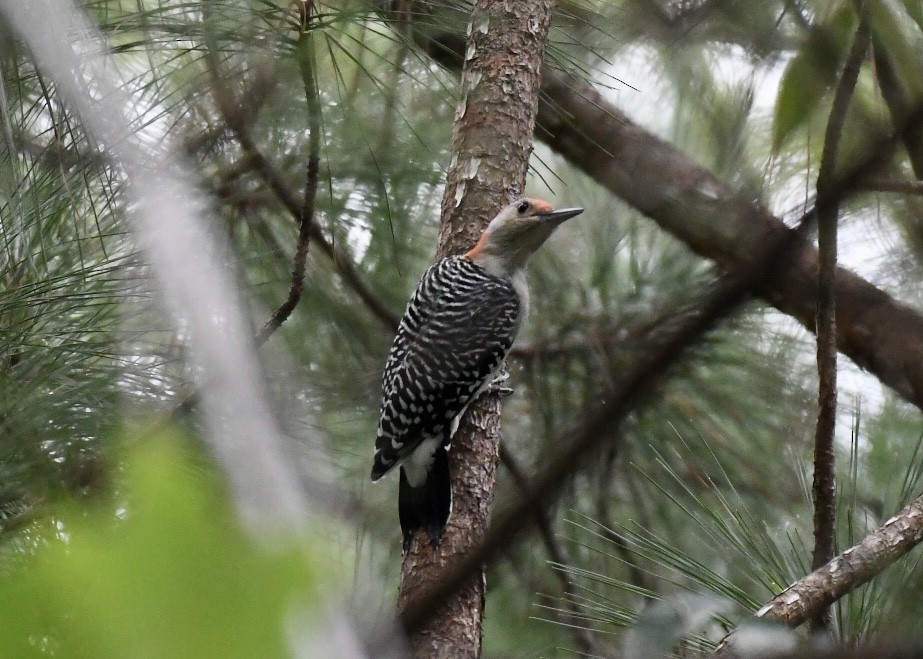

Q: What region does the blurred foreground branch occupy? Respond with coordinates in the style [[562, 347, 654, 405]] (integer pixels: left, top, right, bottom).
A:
[[2, 0, 314, 533]]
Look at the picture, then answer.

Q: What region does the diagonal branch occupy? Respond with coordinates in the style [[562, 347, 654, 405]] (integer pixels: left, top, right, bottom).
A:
[[711, 492, 923, 658], [536, 66, 923, 412]]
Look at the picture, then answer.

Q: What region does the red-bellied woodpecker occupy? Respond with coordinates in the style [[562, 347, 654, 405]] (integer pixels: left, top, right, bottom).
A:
[[371, 198, 584, 547]]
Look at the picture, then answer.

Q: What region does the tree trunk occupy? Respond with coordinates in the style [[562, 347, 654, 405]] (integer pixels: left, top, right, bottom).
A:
[[395, 1, 555, 656]]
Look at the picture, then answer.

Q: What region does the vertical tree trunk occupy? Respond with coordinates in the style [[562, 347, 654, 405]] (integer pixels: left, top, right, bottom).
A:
[[396, 1, 555, 656]]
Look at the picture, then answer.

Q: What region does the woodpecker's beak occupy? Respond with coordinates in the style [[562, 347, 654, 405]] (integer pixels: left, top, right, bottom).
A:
[[537, 207, 584, 223]]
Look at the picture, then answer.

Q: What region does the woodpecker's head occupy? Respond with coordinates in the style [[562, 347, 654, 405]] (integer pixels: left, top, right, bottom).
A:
[[464, 198, 584, 277]]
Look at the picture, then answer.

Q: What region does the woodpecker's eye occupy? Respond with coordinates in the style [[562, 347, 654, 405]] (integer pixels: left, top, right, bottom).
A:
[[517, 201, 530, 214]]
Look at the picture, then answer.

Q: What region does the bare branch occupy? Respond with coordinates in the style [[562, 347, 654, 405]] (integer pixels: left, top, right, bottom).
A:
[[809, 2, 870, 628], [712, 493, 923, 658]]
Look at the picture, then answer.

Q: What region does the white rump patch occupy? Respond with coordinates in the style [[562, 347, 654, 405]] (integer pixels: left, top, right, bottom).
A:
[[402, 435, 441, 488]]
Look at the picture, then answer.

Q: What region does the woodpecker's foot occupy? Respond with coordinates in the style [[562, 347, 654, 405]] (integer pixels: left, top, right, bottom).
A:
[[487, 371, 514, 398], [402, 527, 444, 553], [428, 526, 445, 549]]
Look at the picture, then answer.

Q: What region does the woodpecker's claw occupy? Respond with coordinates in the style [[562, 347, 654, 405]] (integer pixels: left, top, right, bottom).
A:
[[487, 371, 514, 397]]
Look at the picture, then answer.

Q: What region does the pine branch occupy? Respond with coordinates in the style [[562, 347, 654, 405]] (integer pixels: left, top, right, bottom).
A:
[[711, 493, 923, 658]]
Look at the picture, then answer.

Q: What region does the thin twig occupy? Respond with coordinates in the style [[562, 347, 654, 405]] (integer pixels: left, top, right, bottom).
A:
[[173, 6, 316, 418], [810, 3, 869, 630], [199, 5, 397, 334], [233, 129, 399, 331], [255, 0, 321, 346]]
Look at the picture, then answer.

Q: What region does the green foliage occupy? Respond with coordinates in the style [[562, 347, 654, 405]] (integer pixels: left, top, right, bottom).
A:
[[870, 0, 923, 103], [772, 3, 855, 151], [542, 401, 923, 653], [0, 49, 128, 508], [0, 434, 332, 659]]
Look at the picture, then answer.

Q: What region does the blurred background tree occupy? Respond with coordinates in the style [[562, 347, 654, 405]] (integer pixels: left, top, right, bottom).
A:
[[3, 0, 923, 656]]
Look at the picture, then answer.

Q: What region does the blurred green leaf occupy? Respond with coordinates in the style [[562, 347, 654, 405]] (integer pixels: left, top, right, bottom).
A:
[[871, 0, 923, 102], [0, 435, 332, 659], [772, 5, 855, 151], [903, 0, 923, 29]]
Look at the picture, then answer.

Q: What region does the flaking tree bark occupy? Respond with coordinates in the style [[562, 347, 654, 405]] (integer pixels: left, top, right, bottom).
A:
[[395, 1, 555, 656]]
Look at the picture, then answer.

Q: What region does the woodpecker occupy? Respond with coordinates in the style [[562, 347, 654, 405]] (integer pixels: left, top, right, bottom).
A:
[[371, 198, 584, 547]]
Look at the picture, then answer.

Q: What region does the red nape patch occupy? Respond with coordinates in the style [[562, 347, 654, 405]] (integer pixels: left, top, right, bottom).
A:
[[464, 231, 489, 260]]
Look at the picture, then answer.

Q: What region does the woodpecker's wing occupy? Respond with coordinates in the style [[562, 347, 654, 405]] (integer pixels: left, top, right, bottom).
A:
[[371, 256, 520, 479]]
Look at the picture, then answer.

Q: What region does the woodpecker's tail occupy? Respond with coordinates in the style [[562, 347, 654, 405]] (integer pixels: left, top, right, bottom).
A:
[[398, 448, 451, 550]]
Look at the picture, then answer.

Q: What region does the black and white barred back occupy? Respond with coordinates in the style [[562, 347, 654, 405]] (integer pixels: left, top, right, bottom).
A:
[[371, 255, 521, 483]]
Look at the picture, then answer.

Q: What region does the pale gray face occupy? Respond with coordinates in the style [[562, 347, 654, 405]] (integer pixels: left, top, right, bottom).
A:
[[467, 198, 584, 276]]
